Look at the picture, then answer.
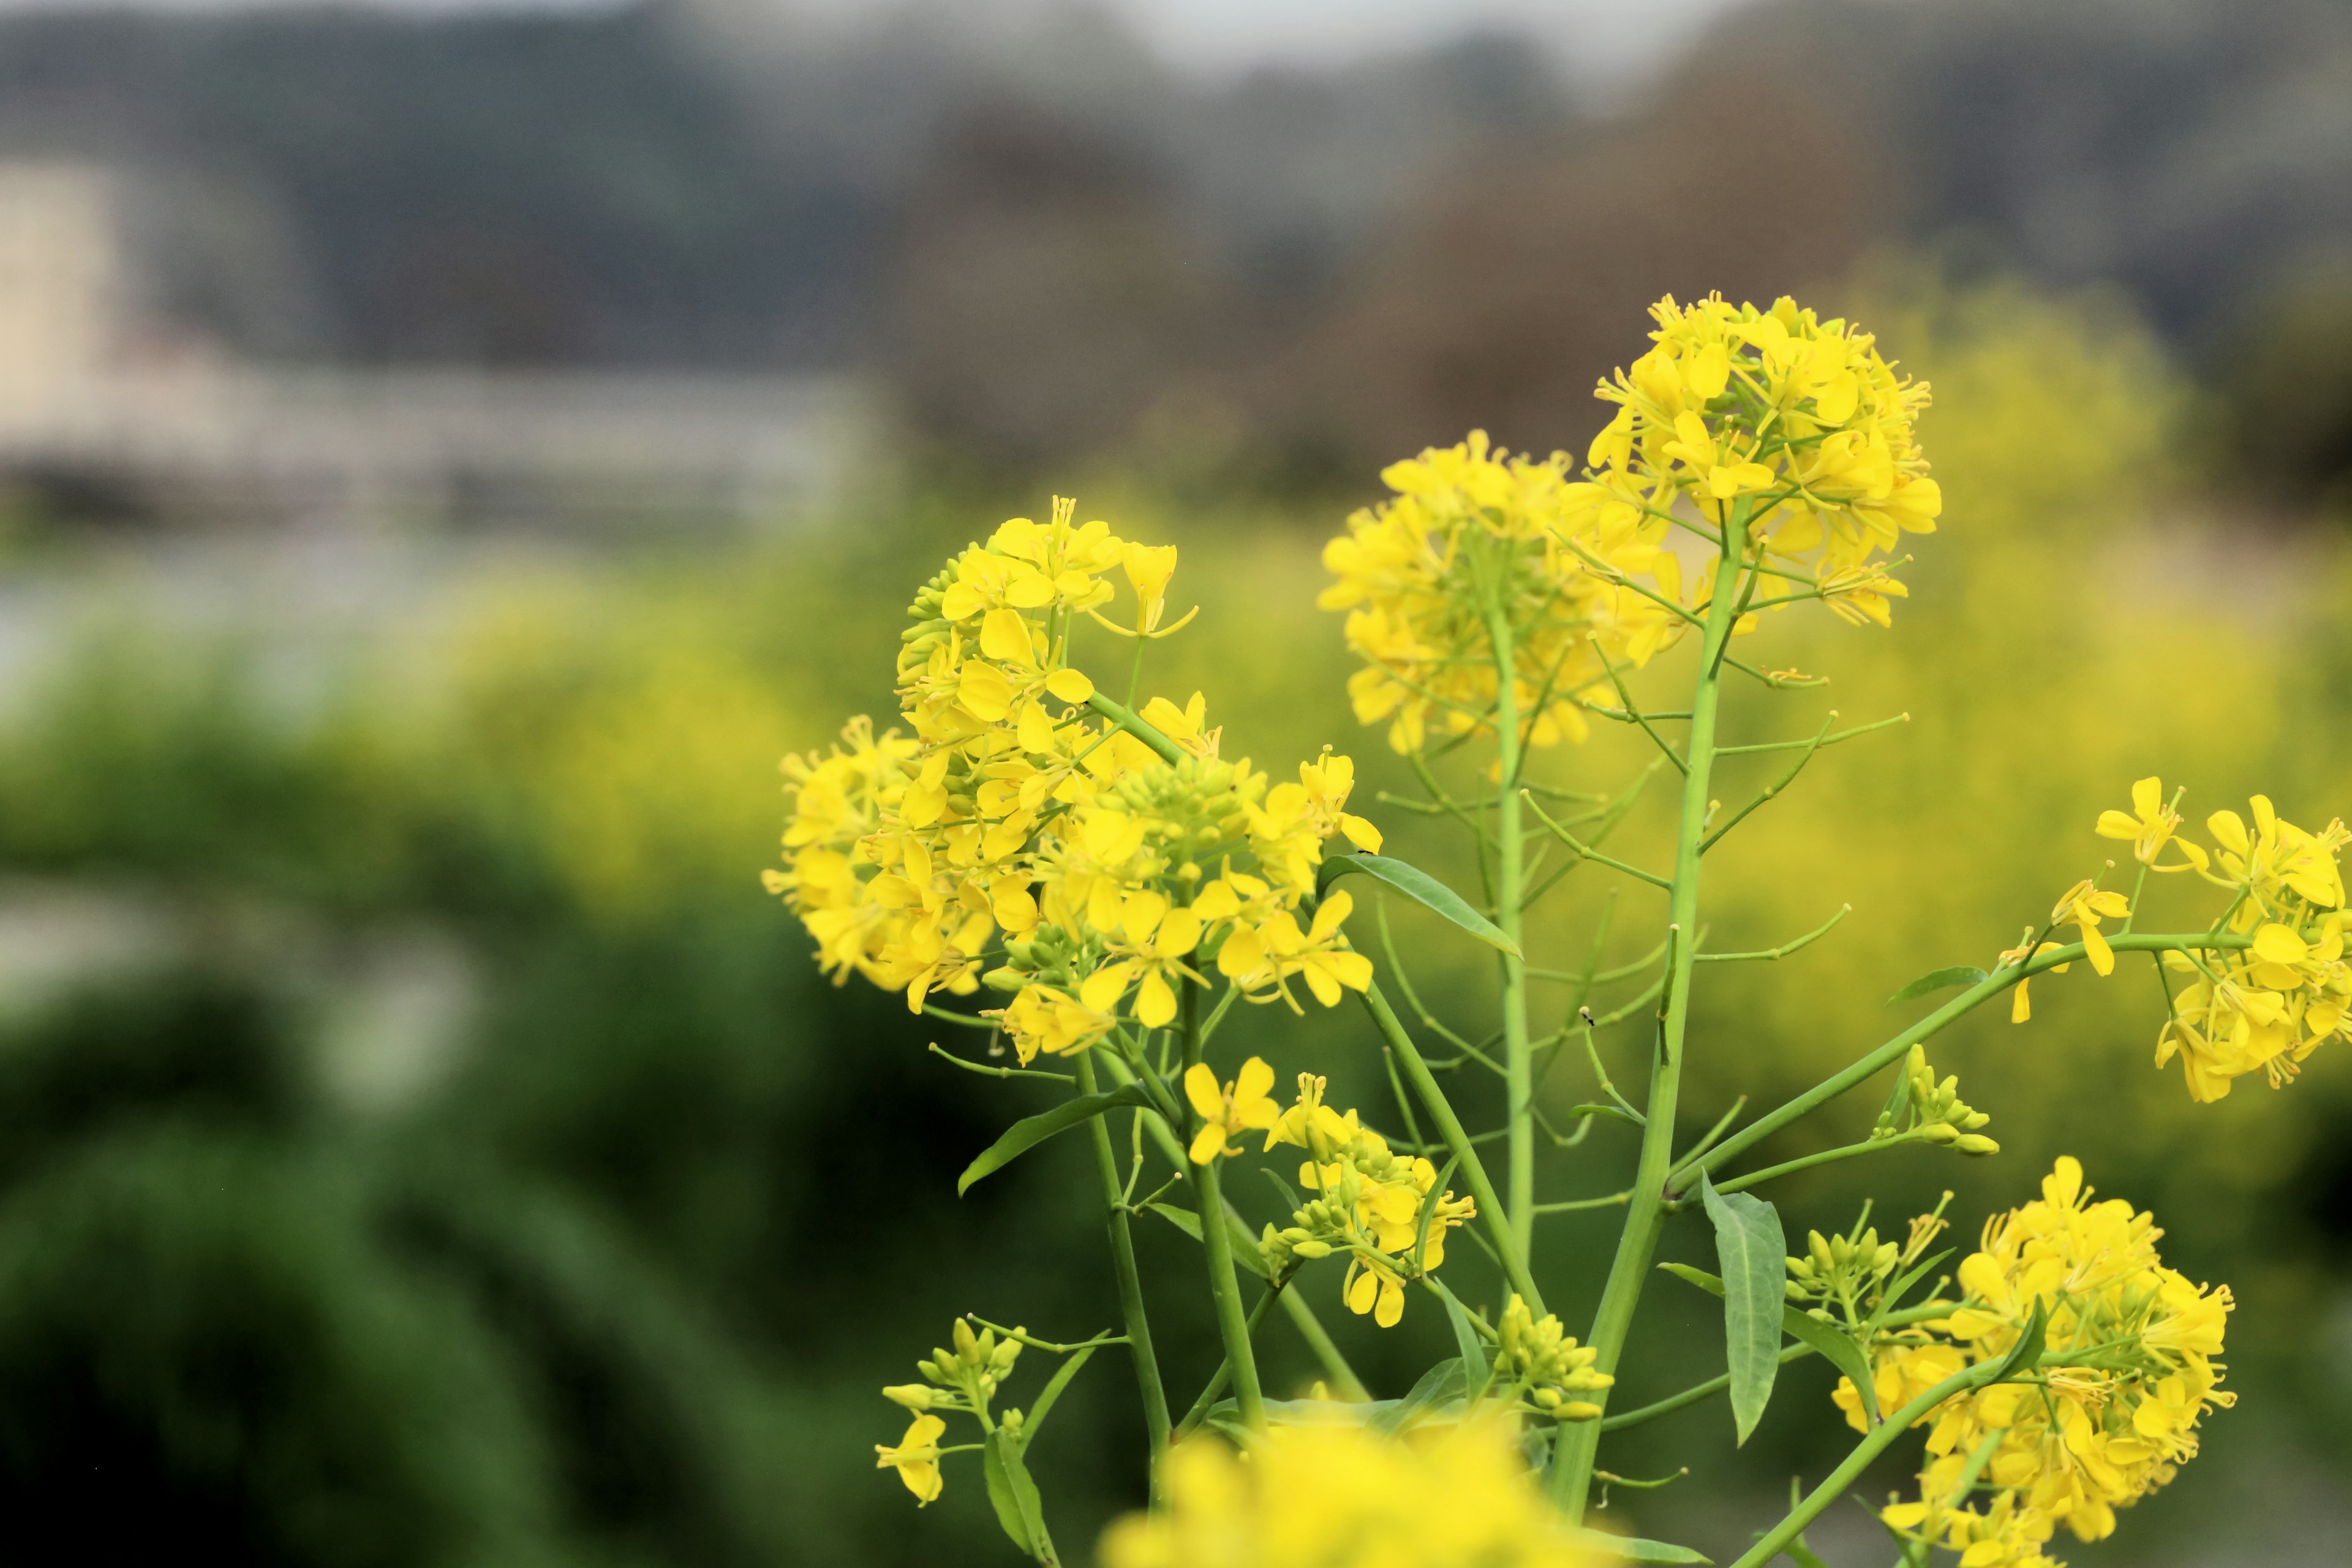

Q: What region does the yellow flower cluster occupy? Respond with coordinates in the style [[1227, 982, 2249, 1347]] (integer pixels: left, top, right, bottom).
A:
[[1320, 432, 1618, 755], [766, 500, 1382, 1059], [2149, 790, 2351, 1101], [1583, 293, 1940, 628], [873, 1315, 1025, 1505], [1098, 1419, 1601, 1568], [1321, 297, 1938, 755], [1255, 1074, 1474, 1328], [1844, 1159, 2232, 1568]]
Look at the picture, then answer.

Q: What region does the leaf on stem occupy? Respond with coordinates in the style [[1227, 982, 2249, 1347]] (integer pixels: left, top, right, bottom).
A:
[[1370, 1357, 1466, 1436], [1561, 1526, 1714, 1564], [1014, 1345, 1096, 1457], [1317, 853, 1520, 956], [957, 1085, 1154, 1194], [1885, 965, 1990, 1006], [1143, 1202, 1270, 1278], [983, 1430, 1052, 1561], [1659, 1263, 1881, 1427], [1429, 1276, 1493, 1400], [1988, 1298, 2051, 1384], [1698, 1173, 1789, 1446]]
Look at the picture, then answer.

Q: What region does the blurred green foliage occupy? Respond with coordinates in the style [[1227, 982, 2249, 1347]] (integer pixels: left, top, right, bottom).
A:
[[0, 270, 2348, 1564]]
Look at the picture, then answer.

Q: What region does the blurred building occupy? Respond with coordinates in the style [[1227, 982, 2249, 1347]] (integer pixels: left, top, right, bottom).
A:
[[0, 158, 862, 530]]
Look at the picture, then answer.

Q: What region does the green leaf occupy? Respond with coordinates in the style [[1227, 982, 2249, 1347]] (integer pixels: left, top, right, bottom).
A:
[[1371, 1358, 1464, 1435], [1989, 1298, 2051, 1384], [1886, 965, 1989, 1006], [1317, 853, 1520, 956], [982, 1430, 1050, 1559], [1777, 1311, 1880, 1427], [1659, 1263, 1880, 1427], [1698, 1174, 1788, 1446], [1013, 1345, 1095, 1457], [1143, 1202, 1268, 1278], [1562, 1527, 1713, 1564], [959, 1085, 1152, 1195], [1428, 1276, 1492, 1400]]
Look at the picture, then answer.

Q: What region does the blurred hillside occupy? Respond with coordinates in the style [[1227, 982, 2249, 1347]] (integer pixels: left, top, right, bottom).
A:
[[0, 0, 2345, 488]]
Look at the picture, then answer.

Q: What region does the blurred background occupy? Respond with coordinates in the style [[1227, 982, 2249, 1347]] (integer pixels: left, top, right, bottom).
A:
[[0, 0, 2348, 1563]]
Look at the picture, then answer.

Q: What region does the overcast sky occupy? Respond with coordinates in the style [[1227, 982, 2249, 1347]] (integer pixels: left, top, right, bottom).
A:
[[0, 0, 1755, 78]]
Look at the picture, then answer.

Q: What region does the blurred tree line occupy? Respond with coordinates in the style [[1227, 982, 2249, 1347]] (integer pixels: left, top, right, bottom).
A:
[[1, 0, 2348, 497]]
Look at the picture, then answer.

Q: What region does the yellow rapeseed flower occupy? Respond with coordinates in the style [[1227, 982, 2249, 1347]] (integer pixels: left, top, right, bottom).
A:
[[1185, 1056, 1280, 1164], [875, 1413, 947, 1505], [1853, 1159, 2232, 1565], [1098, 1419, 1601, 1568]]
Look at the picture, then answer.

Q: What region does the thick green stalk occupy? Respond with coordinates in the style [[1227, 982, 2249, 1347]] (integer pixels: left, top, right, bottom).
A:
[[1359, 979, 1546, 1318], [1074, 1054, 1171, 1502], [1552, 506, 1749, 1516], [1481, 594, 1536, 1265], [1182, 986, 1265, 1427]]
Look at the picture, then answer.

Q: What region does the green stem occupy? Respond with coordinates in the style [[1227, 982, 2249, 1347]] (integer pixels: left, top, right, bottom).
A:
[[1724, 1361, 2001, 1568], [1173, 1280, 1288, 1437], [1701, 1133, 1922, 1199], [1553, 501, 1752, 1517], [1074, 1054, 1172, 1501], [1182, 984, 1264, 1428], [1670, 930, 2252, 1197], [1359, 978, 1546, 1317], [1090, 1049, 1370, 1400], [1481, 590, 1537, 1267], [1599, 1341, 1817, 1431]]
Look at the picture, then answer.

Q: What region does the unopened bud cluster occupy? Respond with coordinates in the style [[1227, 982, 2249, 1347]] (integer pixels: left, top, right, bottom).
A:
[[1869, 1045, 1997, 1155], [1493, 1295, 1613, 1422], [889, 1314, 1025, 1417]]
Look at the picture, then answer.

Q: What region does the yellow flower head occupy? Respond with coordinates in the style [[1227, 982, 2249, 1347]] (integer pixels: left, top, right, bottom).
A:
[[2095, 776, 2206, 872], [1857, 1159, 2232, 1561], [1099, 1419, 1602, 1568], [1586, 292, 1937, 623], [1321, 431, 1614, 755], [875, 1413, 946, 1505], [1185, 1056, 1279, 1165]]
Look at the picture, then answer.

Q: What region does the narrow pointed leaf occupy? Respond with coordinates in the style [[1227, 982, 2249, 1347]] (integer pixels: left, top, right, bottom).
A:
[[1012, 1344, 1096, 1456], [1989, 1298, 2051, 1384], [1371, 1357, 1465, 1435], [959, 1084, 1152, 1194], [982, 1431, 1047, 1557], [1561, 1527, 1713, 1564], [1143, 1202, 1268, 1278], [1317, 853, 1520, 956], [1887, 965, 1989, 1006], [1777, 1311, 1880, 1426], [1699, 1172, 1788, 1446], [1659, 1262, 1880, 1427], [1428, 1276, 1492, 1400]]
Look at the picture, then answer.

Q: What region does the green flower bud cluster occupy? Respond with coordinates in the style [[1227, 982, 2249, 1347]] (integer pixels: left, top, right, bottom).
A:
[[1496, 1295, 1613, 1422], [1786, 1224, 1901, 1311], [896, 1316, 1026, 1417], [897, 560, 962, 669], [1869, 1045, 1998, 1155], [987, 924, 1082, 992]]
